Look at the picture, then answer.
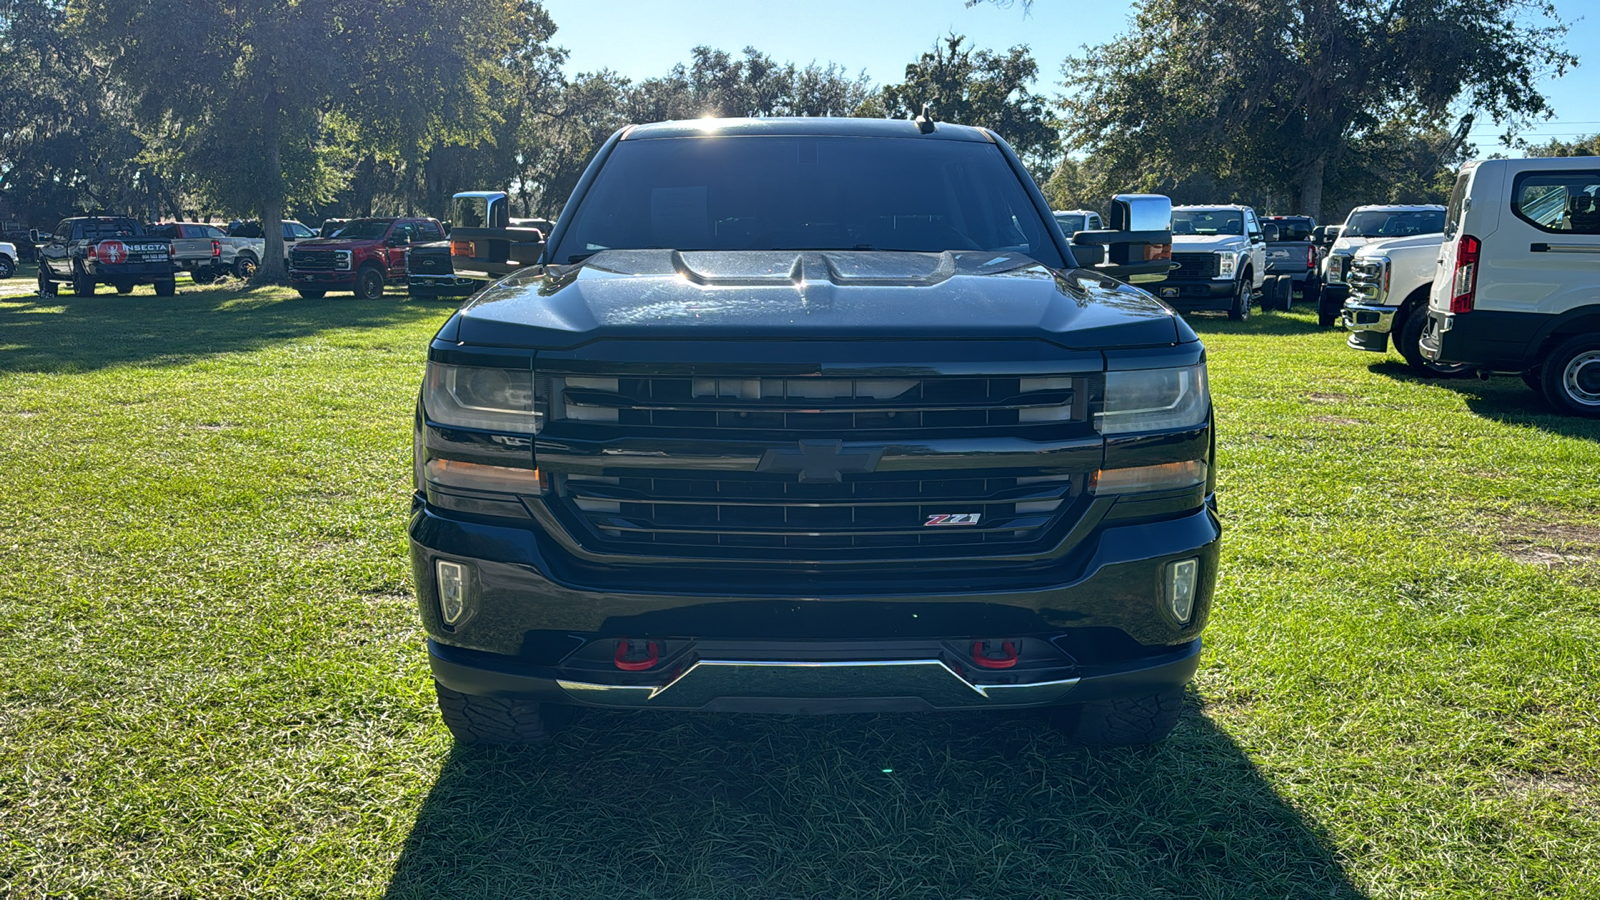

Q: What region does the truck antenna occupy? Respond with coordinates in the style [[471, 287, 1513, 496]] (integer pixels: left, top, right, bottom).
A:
[[914, 102, 937, 134]]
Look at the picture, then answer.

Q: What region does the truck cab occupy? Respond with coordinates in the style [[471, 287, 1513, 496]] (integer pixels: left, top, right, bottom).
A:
[[1157, 205, 1268, 320]]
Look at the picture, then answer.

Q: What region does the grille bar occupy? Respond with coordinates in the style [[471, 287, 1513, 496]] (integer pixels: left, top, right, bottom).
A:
[[1170, 252, 1219, 278], [566, 481, 1070, 508]]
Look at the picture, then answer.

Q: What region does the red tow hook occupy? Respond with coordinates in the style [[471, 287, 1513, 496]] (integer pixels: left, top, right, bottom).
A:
[[971, 639, 1019, 669], [614, 638, 660, 671]]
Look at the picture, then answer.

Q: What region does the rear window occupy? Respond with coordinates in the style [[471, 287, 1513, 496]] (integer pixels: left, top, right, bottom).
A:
[[1444, 171, 1472, 237], [1172, 209, 1243, 236], [553, 135, 1063, 266], [79, 219, 144, 239], [1511, 170, 1600, 235], [1268, 218, 1313, 241]]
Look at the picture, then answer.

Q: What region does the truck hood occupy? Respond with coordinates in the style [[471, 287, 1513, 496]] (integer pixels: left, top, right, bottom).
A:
[[451, 249, 1192, 350], [1170, 235, 1249, 252], [291, 237, 375, 251], [1352, 233, 1447, 259]]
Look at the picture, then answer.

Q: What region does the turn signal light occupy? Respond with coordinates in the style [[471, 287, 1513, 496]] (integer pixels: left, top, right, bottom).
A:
[[1091, 460, 1208, 493], [451, 240, 475, 257], [424, 459, 544, 494]]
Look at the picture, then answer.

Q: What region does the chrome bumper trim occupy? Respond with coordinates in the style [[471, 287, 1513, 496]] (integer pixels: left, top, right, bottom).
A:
[[1341, 301, 1397, 335]]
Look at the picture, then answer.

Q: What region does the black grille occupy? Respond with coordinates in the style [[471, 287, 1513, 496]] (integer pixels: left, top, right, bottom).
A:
[[545, 373, 1090, 438], [410, 250, 450, 273], [1170, 252, 1219, 278], [553, 469, 1081, 559], [292, 249, 338, 271]]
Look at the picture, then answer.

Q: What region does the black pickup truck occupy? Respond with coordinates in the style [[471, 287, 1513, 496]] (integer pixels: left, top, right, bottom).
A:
[[36, 217, 178, 296], [1262, 215, 1321, 311], [411, 118, 1218, 747]]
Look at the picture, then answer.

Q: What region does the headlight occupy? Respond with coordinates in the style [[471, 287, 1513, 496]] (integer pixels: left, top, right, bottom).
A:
[[335, 250, 351, 270], [1216, 252, 1236, 278], [1097, 362, 1209, 434], [423, 362, 542, 433], [1326, 255, 1346, 283]]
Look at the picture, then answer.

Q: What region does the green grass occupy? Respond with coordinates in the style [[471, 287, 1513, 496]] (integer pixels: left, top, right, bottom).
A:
[[0, 278, 1596, 899]]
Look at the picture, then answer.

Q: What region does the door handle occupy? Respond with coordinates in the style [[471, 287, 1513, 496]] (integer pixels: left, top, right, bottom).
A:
[[1531, 243, 1600, 253]]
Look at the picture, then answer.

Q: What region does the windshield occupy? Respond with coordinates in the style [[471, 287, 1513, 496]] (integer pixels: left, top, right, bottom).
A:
[[552, 135, 1063, 266], [1342, 210, 1445, 237], [1172, 209, 1243, 236], [334, 220, 392, 240]]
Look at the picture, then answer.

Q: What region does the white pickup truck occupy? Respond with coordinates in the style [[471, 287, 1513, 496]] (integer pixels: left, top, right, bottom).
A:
[[1318, 204, 1446, 326], [1339, 232, 1463, 375], [145, 222, 266, 281]]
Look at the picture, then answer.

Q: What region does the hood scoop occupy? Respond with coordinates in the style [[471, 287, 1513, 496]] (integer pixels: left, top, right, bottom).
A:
[[586, 249, 960, 289]]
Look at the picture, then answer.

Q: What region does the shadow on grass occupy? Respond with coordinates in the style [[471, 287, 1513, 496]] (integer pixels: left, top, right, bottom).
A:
[[0, 284, 457, 374], [1179, 308, 1335, 338], [385, 703, 1364, 899], [1365, 360, 1600, 440]]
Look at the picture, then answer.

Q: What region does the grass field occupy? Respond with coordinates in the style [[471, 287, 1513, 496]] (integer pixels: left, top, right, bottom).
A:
[[1, 272, 1597, 899]]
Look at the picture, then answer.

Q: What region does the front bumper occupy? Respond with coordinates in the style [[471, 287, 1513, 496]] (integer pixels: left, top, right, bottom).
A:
[[1153, 277, 1237, 311], [292, 270, 355, 287], [1342, 300, 1397, 351], [409, 274, 478, 292]]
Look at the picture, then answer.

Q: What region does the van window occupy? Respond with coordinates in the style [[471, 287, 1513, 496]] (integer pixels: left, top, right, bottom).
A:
[[1444, 171, 1471, 237], [1511, 170, 1600, 235]]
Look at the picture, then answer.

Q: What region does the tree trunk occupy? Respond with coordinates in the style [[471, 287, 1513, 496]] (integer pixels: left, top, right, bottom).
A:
[[1299, 155, 1326, 221], [257, 88, 287, 283]]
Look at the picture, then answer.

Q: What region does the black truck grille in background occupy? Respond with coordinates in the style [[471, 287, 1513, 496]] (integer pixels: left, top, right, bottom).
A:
[[555, 470, 1081, 558], [544, 373, 1091, 438], [292, 249, 338, 270], [1169, 253, 1219, 279]]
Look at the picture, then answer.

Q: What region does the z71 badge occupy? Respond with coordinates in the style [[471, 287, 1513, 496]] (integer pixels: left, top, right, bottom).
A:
[[924, 513, 981, 526]]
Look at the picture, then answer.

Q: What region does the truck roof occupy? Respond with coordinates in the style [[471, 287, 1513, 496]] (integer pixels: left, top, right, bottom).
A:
[[621, 117, 995, 143], [1348, 204, 1444, 213], [1173, 204, 1252, 211]]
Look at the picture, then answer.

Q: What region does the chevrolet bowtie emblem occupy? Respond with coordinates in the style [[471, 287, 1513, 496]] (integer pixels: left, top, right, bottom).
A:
[[757, 440, 883, 483]]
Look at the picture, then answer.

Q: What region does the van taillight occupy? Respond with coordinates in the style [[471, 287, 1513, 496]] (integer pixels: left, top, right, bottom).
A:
[[1449, 234, 1481, 314]]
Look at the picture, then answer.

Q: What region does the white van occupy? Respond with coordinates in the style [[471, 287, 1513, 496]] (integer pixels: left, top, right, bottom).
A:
[[1419, 158, 1600, 415]]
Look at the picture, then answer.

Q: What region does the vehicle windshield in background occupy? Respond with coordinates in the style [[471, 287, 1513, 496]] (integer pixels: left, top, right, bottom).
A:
[[1054, 213, 1087, 234], [1172, 210, 1243, 236], [1342, 210, 1445, 237], [1270, 218, 1314, 241], [82, 219, 144, 239], [553, 135, 1064, 267], [286, 221, 316, 239], [333, 221, 391, 240]]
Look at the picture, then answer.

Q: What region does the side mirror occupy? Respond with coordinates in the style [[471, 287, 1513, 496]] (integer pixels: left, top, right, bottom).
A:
[[29, 229, 41, 243], [1108, 193, 1172, 232], [1263, 223, 1280, 242]]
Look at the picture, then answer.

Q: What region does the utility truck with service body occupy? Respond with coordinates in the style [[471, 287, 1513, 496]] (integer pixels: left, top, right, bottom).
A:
[[1420, 158, 1600, 415], [1319, 205, 1445, 326], [410, 118, 1218, 747], [35, 217, 177, 296], [1158, 205, 1267, 320]]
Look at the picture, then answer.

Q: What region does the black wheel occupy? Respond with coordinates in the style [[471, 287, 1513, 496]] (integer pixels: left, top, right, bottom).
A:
[[1318, 286, 1343, 327], [154, 278, 176, 297], [1270, 275, 1292, 311], [233, 255, 258, 279], [434, 681, 568, 745], [1303, 277, 1321, 311], [1397, 308, 1468, 377], [38, 266, 57, 297], [1226, 275, 1251, 321], [1539, 333, 1600, 418], [191, 267, 217, 285], [297, 289, 326, 299], [354, 267, 385, 300], [72, 268, 95, 296], [1521, 366, 1542, 393], [0, 254, 13, 279], [1051, 687, 1185, 746], [114, 281, 135, 294]]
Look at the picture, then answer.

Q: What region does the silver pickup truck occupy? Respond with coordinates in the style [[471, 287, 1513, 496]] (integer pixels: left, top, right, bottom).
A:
[[145, 222, 267, 281]]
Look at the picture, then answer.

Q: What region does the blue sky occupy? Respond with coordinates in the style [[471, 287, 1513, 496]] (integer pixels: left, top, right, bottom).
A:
[[540, 0, 1600, 153]]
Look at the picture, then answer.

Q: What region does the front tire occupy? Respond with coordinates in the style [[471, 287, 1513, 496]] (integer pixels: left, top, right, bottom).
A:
[[0, 254, 13, 279], [354, 267, 385, 300], [1540, 333, 1600, 417], [297, 289, 326, 299], [1397, 308, 1468, 377], [1052, 688, 1185, 746], [1226, 275, 1251, 321], [434, 681, 565, 745]]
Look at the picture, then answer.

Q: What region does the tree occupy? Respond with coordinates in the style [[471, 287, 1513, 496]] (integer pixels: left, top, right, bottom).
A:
[[1525, 133, 1600, 158], [72, 0, 549, 280], [1034, 0, 1573, 219], [878, 34, 1060, 173]]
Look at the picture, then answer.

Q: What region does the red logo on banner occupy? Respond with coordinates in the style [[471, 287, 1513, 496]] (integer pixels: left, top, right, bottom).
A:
[[98, 241, 128, 264]]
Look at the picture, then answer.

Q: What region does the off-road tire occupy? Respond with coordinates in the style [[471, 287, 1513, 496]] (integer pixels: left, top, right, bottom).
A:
[[233, 255, 258, 279], [0, 254, 13, 279], [435, 681, 564, 745], [1227, 275, 1251, 321], [1539, 333, 1600, 418], [38, 266, 56, 297], [354, 266, 385, 300], [154, 278, 176, 297], [1397, 307, 1468, 377], [297, 289, 326, 299], [1055, 687, 1186, 746], [72, 269, 95, 296]]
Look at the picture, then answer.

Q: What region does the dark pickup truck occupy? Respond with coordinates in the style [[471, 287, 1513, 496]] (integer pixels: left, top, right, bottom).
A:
[[411, 118, 1218, 747], [35, 217, 177, 296], [1262, 215, 1320, 312]]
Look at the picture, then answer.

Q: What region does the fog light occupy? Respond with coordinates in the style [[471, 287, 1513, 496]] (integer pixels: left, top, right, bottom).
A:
[[436, 560, 471, 625], [1165, 558, 1199, 625]]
